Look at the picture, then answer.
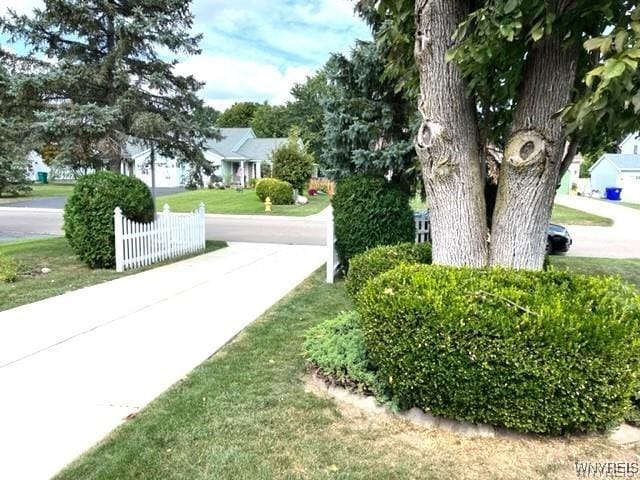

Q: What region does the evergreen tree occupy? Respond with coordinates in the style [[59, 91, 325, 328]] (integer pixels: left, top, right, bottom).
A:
[[0, 52, 37, 196], [1, 0, 216, 173], [321, 41, 418, 186]]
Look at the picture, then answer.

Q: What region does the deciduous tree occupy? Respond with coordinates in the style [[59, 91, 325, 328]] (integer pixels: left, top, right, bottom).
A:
[[357, 0, 640, 269], [216, 102, 260, 128], [287, 72, 330, 160], [250, 103, 292, 137]]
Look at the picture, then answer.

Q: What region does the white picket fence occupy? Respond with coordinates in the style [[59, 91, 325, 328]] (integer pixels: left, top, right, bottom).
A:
[[114, 203, 206, 273], [325, 211, 432, 283], [414, 211, 431, 244]]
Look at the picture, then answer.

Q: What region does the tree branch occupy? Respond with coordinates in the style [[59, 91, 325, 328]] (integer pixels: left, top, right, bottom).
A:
[[558, 136, 580, 184]]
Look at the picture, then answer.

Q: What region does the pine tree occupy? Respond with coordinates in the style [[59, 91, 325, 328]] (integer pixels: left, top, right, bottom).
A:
[[1, 0, 217, 173], [0, 52, 37, 196], [321, 41, 418, 187]]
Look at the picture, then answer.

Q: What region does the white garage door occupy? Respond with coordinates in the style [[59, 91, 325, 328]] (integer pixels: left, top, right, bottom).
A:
[[621, 173, 640, 202]]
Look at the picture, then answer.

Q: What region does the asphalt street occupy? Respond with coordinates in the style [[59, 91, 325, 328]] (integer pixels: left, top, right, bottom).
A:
[[3, 196, 637, 255], [0, 187, 185, 210], [0, 208, 327, 245]]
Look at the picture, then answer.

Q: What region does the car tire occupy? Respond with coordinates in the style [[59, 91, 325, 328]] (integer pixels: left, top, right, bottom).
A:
[[546, 238, 553, 254]]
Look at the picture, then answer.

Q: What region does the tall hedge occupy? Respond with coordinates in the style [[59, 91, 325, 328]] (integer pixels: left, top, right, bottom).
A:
[[64, 171, 155, 269], [332, 175, 415, 267], [358, 264, 640, 434], [271, 137, 314, 192]]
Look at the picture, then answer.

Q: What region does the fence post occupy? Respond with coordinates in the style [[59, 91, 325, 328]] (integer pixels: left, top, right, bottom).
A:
[[199, 202, 206, 250], [114, 207, 124, 273], [326, 208, 335, 284]]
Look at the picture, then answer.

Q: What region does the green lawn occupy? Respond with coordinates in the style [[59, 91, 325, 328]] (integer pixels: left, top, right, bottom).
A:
[[0, 237, 225, 312], [550, 204, 613, 226], [620, 202, 640, 211], [411, 194, 428, 211], [0, 182, 75, 203], [157, 188, 331, 216], [56, 259, 638, 480], [550, 256, 640, 288], [412, 198, 612, 227]]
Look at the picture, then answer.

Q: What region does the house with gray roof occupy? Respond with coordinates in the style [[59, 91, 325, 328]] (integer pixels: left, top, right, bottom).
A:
[[130, 128, 288, 188], [589, 134, 640, 202]]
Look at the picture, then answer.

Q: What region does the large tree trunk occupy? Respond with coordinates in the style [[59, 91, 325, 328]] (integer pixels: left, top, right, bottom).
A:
[[414, 0, 488, 267], [489, 12, 579, 269]]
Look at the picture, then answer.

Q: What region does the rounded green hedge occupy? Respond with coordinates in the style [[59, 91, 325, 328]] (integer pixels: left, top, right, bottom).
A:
[[255, 178, 294, 205], [346, 242, 432, 300], [332, 175, 415, 268], [357, 264, 640, 434], [64, 171, 155, 269]]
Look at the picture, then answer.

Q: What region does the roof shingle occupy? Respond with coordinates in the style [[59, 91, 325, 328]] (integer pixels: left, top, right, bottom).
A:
[[601, 154, 640, 170]]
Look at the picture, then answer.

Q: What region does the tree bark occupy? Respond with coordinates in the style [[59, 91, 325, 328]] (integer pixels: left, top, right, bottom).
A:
[[489, 15, 579, 269], [414, 0, 488, 267]]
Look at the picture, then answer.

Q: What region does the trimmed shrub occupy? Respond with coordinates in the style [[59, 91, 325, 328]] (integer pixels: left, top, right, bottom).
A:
[[271, 134, 314, 191], [0, 253, 18, 282], [64, 171, 155, 269], [358, 264, 640, 434], [332, 175, 415, 267], [346, 242, 432, 300], [303, 311, 386, 398], [255, 178, 294, 205]]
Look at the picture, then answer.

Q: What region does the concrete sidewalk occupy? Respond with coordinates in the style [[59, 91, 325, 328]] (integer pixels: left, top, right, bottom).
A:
[[0, 242, 326, 479], [555, 194, 640, 258]]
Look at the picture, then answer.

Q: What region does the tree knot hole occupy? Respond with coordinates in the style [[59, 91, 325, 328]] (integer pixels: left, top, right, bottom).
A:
[[520, 141, 535, 160]]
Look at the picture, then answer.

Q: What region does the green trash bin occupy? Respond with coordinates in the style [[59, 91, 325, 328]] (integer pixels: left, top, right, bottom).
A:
[[37, 172, 49, 184]]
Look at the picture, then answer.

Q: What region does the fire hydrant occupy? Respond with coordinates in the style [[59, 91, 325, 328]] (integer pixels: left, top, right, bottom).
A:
[[264, 196, 272, 212]]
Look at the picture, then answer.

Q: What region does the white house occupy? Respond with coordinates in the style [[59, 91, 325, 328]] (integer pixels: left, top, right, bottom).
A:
[[558, 153, 583, 194], [28, 151, 49, 181], [620, 132, 640, 155], [589, 132, 640, 202], [128, 128, 288, 188]]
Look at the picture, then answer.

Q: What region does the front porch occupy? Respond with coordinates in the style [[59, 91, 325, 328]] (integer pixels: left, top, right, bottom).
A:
[[222, 160, 263, 187]]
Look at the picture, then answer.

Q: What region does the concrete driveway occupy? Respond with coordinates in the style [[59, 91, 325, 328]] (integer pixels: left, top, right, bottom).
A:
[[555, 194, 640, 258], [0, 242, 326, 479]]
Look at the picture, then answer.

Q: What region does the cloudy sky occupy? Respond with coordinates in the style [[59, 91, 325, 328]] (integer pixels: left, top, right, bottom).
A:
[[0, 0, 371, 111]]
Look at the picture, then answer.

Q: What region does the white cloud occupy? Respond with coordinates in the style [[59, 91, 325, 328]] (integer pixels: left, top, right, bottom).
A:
[[1, 0, 369, 112], [184, 0, 370, 110], [0, 0, 41, 16], [175, 55, 314, 110], [292, 0, 361, 25]]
